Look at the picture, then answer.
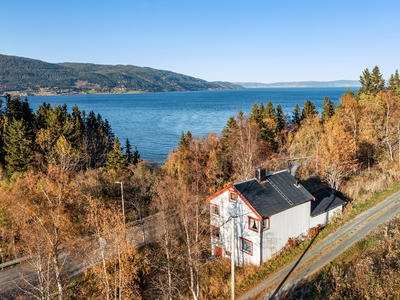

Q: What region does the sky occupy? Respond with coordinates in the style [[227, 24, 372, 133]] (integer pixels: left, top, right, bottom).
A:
[[2, 0, 400, 83]]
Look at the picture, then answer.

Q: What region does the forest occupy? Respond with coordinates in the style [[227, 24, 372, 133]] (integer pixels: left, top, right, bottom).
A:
[[1, 66, 400, 299]]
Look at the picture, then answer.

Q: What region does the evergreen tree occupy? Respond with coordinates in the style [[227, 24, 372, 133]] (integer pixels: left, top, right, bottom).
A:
[[4, 118, 34, 174], [264, 101, 276, 119], [388, 70, 400, 94], [132, 146, 140, 165], [21, 97, 35, 128], [70, 104, 85, 149], [106, 137, 128, 170], [250, 103, 260, 122], [301, 99, 318, 121], [0, 97, 5, 165], [221, 116, 237, 150], [5, 94, 23, 121], [344, 88, 355, 97], [292, 103, 301, 125], [276, 104, 286, 131], [259, 102, 265, 117], [322, 95, 335, 120], [359, 68, 373, 95], [125, 138, 133, 163], [85, 111, 114, 168], [178, 131, 188, 150], [371, 65, 385, 95]]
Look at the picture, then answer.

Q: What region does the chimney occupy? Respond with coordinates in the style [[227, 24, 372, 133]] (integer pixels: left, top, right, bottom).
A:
[[255, 167, 266, 182]]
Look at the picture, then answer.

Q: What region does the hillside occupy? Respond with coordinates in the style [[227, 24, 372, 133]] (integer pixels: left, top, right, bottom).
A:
[[236, 80, 360, 88], [0, 55, 242, 95]]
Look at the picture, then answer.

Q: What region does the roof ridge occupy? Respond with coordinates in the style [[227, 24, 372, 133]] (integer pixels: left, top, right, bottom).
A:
[[265, 169, 287, 177], [233, 178, 257, 186]]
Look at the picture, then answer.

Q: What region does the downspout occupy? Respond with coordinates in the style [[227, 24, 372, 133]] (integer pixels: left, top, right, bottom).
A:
[[260, 225, 263, 265]]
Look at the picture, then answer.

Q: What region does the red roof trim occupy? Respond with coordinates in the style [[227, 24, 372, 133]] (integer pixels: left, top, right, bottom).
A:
[[206, 183, 262, 221], [206, 185, 234, 202]]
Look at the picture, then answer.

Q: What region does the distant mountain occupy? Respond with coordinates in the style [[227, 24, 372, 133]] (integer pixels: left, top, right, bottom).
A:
[[236, 80, 360, 88], [0, 55, 243, 95]]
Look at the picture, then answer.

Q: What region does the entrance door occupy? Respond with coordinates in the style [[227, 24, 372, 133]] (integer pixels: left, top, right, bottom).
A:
[[215, 246, 222, 258]]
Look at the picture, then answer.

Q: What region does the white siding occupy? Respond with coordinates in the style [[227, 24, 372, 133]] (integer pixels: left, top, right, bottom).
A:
[[261, 201, 310, 262], [210, 190, 261, 265], [310, 206, 343, 228]]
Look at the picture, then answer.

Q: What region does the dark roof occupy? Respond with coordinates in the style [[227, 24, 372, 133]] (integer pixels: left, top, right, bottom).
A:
[[233, 170, 314, 218], [311, 191, 346, 217]]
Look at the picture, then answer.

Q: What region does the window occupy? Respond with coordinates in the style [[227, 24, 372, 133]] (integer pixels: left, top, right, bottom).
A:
[[211, 226, 220, 240], [211, 204, 220, 217], [240, 237, 253, 255], [230, 192, 238, 202], [261, 217, 270, 231], [248, 217, 259, 232]]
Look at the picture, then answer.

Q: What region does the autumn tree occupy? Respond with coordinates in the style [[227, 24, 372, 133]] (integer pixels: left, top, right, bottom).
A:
[[4, 167, 79, 299], [228, 112, 263, 181], [125, 160, 156, 244], [317, 118, 358, 190], [82, 196, 148, 299], [289, 116, 323, 161], [337, 94, 361, 153]]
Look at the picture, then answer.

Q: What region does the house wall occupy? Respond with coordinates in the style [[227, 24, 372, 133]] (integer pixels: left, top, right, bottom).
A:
[[210, 190, 261, 266], [261, 201, 311, 263], [310, 206, 343, 228]]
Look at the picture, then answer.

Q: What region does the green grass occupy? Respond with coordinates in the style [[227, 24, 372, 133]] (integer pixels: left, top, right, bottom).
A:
[[217, 181, 400, 299]]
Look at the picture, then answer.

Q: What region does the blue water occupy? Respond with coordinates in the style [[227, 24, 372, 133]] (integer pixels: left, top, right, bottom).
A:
[[27, 88, 356, 162]]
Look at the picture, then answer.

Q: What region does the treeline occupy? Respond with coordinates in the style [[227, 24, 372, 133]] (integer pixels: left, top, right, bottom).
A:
[[0, 93, 139, 175], [1, 66, 400, 299]]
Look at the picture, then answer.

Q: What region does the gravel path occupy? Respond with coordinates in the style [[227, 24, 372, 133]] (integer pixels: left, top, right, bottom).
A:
[[237, 191, 400, 300]]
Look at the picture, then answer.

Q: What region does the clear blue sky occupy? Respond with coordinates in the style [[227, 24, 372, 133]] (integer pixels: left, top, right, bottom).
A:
[[2, 0, 400, 83]]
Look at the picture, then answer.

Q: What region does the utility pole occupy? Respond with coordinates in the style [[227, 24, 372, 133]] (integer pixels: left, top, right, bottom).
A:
[[231, 216, 236, 300], [115, 181, 126, 232]]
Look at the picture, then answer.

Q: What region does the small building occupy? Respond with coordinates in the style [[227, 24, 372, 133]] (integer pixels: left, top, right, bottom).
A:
[[206, 168, 346, 265]]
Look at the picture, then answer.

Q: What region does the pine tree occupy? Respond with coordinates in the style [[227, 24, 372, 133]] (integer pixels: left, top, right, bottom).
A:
[[264, 101, 276, 119], [106, 137, 128, 170], [322, 95, 335, 120], [221, 116, 237, 149], [250, 103, 260, 122], [70, 104, 85, 149], [125, 139, 133, 163], [132, 146, 140, 165], [371, 65, 385, 95], [292, 103, 301, 125], [276, 104, 286, 131], [359, 68, 373, 95], [301, 99, 318, 121], [178, 132, 188, 150], [4, 118, 34, 174], [388, 70, 400, 94]]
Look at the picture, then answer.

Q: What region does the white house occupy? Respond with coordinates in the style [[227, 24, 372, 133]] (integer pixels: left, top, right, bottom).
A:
[[206, 168, 346, 266]]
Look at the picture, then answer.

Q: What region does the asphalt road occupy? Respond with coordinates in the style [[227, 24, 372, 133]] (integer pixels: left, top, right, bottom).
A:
[[237, 191, 400, 300]]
